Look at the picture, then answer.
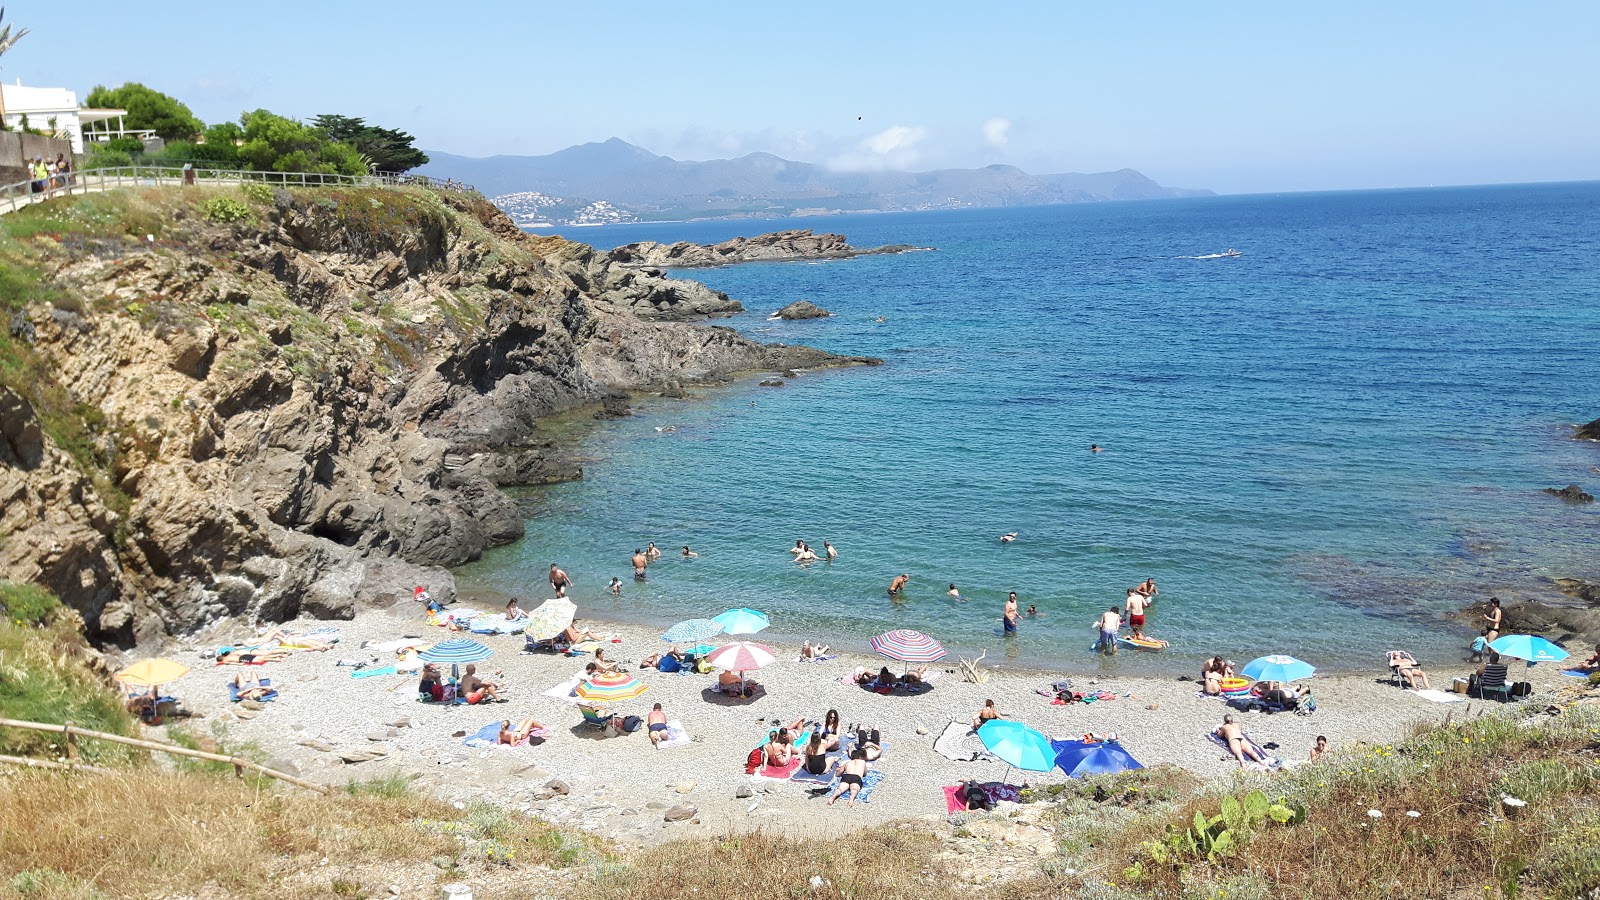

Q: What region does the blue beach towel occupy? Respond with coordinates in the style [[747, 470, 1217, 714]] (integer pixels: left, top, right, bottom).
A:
[[1561, 669, 1593, 678], [227, 678, 278, 703], [822, 768, 885, 803], [352, 666, 399, 679], [463, 722, 502, 748]]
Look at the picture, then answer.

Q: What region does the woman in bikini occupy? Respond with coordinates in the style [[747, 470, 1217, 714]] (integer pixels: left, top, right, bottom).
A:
[[764, 728, 796, 766], [802, 732, 833, 776], [498, 718, 546, 745], [971, 699, 1003, 730]]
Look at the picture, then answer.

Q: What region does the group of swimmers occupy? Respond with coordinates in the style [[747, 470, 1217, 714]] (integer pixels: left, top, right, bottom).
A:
[[789, 539, 837, 563], [1091, 579, 1160, 655]]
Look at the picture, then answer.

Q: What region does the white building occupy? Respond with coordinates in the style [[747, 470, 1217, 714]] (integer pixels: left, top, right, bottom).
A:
[[0, 81, 150, 153]]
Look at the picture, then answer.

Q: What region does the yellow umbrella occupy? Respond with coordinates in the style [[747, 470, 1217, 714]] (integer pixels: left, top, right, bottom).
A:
[[114, 658, 190, 687]]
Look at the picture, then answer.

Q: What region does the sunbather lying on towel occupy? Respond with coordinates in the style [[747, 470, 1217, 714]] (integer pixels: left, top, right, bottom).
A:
[[800, 640, 831, 660], [854, 727, 883, 761], [827, 750, 871, 808], [232, 673, 276, 701], [499, 718, 546, 745], [257, 627, 335, 651], [1215, 714, 1268, 768], [216, 647, 292, 665], [561, 620, 602, 644]]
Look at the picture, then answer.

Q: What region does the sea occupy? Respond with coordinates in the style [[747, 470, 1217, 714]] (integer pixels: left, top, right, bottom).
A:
[[455, 182, 1600, 674]]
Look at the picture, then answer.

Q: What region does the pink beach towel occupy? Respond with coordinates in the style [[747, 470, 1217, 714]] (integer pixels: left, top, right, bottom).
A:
[[756, 756, 804, 780], [942, 785, 967, 813]]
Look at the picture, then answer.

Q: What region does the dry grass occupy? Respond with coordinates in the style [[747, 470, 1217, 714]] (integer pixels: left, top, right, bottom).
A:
[[577, 827, 955, 900], [0, 769, 593, 900]]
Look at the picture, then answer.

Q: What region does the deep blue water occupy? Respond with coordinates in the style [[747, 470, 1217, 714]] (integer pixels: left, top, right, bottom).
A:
[[458, 184, 1600, 673]]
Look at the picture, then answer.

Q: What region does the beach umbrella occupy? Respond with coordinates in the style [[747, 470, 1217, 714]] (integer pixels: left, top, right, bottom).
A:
[[706, 640, 777, 672], [574, 670, 649, 704], [870, 629, 947, 664], [1241, 654, 1316, 683], [712, 608, 770, 635], [684, 643, 719, 657], [1489, 635, 1568, 664], [1053, 739, 1144, 778], [418, 638, 493, 664], [978, 719, 1055, 783], [525, 597, 577, 641], [662, 618, 725, 644], [114, 658, 189, 687]]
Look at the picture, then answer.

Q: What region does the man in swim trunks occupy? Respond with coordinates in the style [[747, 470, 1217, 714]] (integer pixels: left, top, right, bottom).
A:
[[828, 749, 870, 807], [1003, 592, 1019, 634], [1139, 578, 1158, 600], [631, 549, 648, 580], [549, 563, 572, 597], [1096, 606, 1122, 655], [1125, 590, 1148, 638], [460, 664, 502, 704], [888, 574, 909, 596], [647, 702, 670, 747], [1215, 714, 1266, 768]]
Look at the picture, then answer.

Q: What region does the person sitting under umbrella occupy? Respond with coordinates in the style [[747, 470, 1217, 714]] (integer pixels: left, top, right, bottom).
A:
[[718, 668, 754, 697], [898, 664, 930, 686], [459, 664, 504, 704], [418, 663, 444, 701]]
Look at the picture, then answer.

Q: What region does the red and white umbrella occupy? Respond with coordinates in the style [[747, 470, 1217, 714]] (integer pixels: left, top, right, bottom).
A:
[[870, 629, 947, 663], [706, 640, 777, 672]]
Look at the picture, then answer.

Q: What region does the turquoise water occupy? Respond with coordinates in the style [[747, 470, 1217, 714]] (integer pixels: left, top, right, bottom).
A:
[[457, 184, 1600, 674]]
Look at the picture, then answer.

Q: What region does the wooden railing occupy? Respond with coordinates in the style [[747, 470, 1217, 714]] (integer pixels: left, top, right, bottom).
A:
[[0, 164, 476, 215]]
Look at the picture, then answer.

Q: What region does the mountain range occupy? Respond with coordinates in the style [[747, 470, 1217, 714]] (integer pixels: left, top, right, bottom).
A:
[[417, 138, 1213, 225]]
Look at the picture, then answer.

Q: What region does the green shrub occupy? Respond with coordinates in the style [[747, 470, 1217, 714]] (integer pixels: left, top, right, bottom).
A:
[[239, 182, 274, 204], [82, 147, 132, 170], [0, 582, 60, 625], [198, 196, 253, 224]]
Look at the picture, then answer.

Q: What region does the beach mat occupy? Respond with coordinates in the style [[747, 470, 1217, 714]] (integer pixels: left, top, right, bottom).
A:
[[1206, 731, 1280, 770], [755, 756, 804, 781], [933, 722, 998, 763], [823, 769, 885, 804], [541, 674, 584, 703], [351, 666, 398, 679], [1561, 669, 1593, 678], [1411, 688, 1467, 703], [656, 720, 691, 749], [464, 721, 548, 749], [941, 783, 1019, 813]]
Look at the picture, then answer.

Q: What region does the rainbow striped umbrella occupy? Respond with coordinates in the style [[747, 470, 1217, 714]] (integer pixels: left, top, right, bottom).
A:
[[870, 629, 947, 663], [706, 641, 777, 672], [574, 670, 649, 703], [418, 638, 493, 664]]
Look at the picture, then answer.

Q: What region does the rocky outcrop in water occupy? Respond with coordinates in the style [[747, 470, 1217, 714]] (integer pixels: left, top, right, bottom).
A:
[[608, 229, 919, 269], [1576, 418, 1600, 441], [1544, 484, 1595, 503], [773, 301, 832, 320], [0, 188, 876, 646]]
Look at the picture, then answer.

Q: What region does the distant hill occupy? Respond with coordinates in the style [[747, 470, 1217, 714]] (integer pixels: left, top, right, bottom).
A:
[[418, 138, 1212, 225]]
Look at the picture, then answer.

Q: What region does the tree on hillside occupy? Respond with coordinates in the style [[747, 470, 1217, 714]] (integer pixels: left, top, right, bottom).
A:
[[311, 114, 429, 173], [236, 109, 366, 176], [83, 82, 203, 141]]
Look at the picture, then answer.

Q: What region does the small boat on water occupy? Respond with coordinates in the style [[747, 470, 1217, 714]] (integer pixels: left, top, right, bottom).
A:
[[1194, 248, 1242, 259]]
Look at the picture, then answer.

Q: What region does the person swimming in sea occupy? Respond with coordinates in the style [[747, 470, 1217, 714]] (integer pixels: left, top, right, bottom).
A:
[[1026, 604, 1040, 617], [948, 583, 969, 603], [999, 532, 1018, 543], [888, 573, 909, 596], [1091, 444, 1103, 452]]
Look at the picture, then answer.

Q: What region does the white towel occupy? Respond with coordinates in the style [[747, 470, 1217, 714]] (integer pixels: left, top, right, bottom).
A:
[[367, 639, 423, 653], [1412, 688, 1466, 703], [657, 720, 692, 749], [541, 673, 585, 703]]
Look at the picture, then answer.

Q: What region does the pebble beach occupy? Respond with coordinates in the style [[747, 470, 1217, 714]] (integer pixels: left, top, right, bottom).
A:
[[141, 597, 1567, 847]]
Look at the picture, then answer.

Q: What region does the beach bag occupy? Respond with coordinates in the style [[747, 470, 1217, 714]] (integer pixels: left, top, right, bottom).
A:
[[1051, 680, 1073, 694], [429, 683, 445, 702], [964, 784, 993, 811], [696, 658, 713, 674], [745, 747, 764, 774], [1511, 681, 1532, 698], [622, 715, 644, 733]]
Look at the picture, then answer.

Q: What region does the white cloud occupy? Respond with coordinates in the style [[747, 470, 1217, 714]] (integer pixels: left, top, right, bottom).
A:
[[827, 125, 930, 172], [982, 117, 1012, 147]]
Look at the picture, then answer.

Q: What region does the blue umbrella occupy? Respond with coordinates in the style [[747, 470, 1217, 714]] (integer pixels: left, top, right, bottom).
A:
[[713, 608, 770, 635], [977, 720, 1055, 783], [1241, 654, 1316, 683], [1489, 635, 1568, 664], [662, 618, 725, 644], [418, 638, 493, 664], [1052, 739, 1144, 778]]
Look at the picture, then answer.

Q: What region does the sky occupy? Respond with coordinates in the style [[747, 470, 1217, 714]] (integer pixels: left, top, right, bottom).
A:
[[7, 1, 1599, 194]]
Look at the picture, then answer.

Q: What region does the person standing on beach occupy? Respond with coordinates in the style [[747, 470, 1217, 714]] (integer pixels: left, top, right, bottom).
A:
[[1125, 589, 1148, 639], [549, 564, 573, 598], [632, 549, 649, 580], [1484, 597, 1503, 636], [1003, 592, 1019, 634], [1096, 606, 1122, 655], [888, 573, 909, 596]]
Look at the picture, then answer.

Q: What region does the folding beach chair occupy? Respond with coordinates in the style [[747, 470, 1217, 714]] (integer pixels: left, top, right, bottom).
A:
[[1471, 664, 1512, 702]]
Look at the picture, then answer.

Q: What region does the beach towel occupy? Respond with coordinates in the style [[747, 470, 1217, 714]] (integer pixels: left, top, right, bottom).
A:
[[798, 654, 837, 663], [823, 769, 885, 803], [1206, 731, 1281, 770], [567, 641, 602, 655], [366, 638, 424, 653], [752, 728, 812, 752], [755, 756, 805, 781], [351, 666, 399, 679], [1411, 688, 1467, 703], [656, 720, 692, 749], [463, 721, 549, 749], [541, 673, 585, 703], [1562, 669, 1594, 678], [942, 784, 1009, 813], [227, 679, 278, 703], [933, 722, 999, 763], [469, 615, 526, 635]]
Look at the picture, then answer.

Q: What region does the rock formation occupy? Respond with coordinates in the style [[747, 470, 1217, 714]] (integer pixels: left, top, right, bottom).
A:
[[608, 229, 919, 269], [1544, 484, 1595, 503], [773, 301, 832, 320], [0, 188, 877, 646], [1576, 418, 1600, 441]]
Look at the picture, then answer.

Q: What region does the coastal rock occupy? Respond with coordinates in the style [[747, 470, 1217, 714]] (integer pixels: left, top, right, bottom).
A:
[[340, 747, 389, 764], [544, 778, 570, 796], [664, 803, 697, 822], [0, 188, 879, 647], [759, 379, 785, 387], [735, 784, 754, 799], [609, 230, 919, 269], [774, 301, 832, 320], [675, 779, 698, 794], [1576, 418, 1600, 441], [1544, 484, 1595, 503]]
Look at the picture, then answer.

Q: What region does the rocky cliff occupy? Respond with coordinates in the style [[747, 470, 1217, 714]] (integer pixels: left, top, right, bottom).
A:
[[607, 229, 919, 269], [0, 186, 876, 647]]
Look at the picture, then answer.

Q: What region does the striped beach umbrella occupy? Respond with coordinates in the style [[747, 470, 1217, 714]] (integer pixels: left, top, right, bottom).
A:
[[418, 638, 493, 664], [574, 670, 649, 703], [712, 608, 770, 635], [525, 598, 577, 641], [662, 618, 725, 644], [870, 629, 947, 664], [706, 640, 777, 672]]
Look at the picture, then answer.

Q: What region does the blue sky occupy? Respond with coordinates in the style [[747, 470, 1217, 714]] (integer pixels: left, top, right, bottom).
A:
[[8, 1, 1598, 193]]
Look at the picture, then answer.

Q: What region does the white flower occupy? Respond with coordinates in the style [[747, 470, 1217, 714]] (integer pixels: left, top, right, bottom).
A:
[[1501, 795, 1527, 808], [1367, 809, 1384, 819], [1405, 810, 1421, 818]]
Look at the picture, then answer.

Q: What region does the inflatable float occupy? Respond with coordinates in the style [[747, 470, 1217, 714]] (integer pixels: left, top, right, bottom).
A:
[[1118, 635, 1169, 651]]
